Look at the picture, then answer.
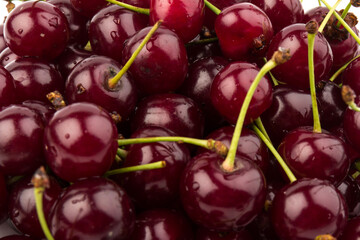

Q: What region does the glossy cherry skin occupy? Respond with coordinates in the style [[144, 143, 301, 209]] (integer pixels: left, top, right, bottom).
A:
[[186, 42, 223, 65], [43, 102, 118, 182], [129, 209, 194, 239], [0, 236, 35, 240], [249, 0, 304, 33], [266, 23, 333, 90], [341, 57, 360, 96], [302, 6, 327, 23], [261, 85, 313, 147], [5, 57, 64, 103], [8, 176, 62, 239], [215, 3, 273, 61], [271, 178, 348, 240], [340, 216, 360, 240], [122, 26, 188, 96], [180, 152, 266, 231], [131, 93, 204, 139], [0, 105, 44, 176], [197, 126, 269, 174], [278, 127, 350, 185], [116, 126, 190, 210], [21, 100, 56, 125], [337, 174, 360, 218], [70, 0, 110, 17], [0, 25, 6, 54], [211, 61, 273, 125], [0, 66, 16, 109], [50, 177, 135, 240], [65, 55, 138, 120], [4, 1, 69, 60], [195, 227, 254, 240], [0, 173, 7, 224], [150, 0, 205, 43], [89, 5, 148, 62], [343, 101, 360, 150], [48, 0, 89, 47], [0, 48, 19, 67]]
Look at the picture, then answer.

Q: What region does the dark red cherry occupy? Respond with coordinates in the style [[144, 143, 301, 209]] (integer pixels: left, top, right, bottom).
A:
[[331, 125, 360, 164], [249, 0, 304, 33], [48, 0, 89, 47], [44, 102, 118, 182], [341, 57, 360, 95], [0, 66, 15, 109], [0, 105, 44, 176], [0, 236, 35, 240], [302, 6, 327, 23], [8, 176, 62, 239], [340, 216, 360, 240], [215, 3, 273, 61], [65, 55, 138, 120], [0, 173, 7, 224], [271, 178, 348, 239], [4, 1, 69, 60], [21, 100, 56, 125], [195, 227, 254, 240], [70, 0, 110, 17], [116, 126, 190, 210], [0, 48, 19, 67], [186, 42, 223, 64], [261, 85, 313, 147], [278, 127, 350, 185], [51, 177, 135, 240], [131, 93, 204, 139], [337, 174, 360, 218], [5, 57, 64, 103], [211, 61, 273, 125], [0, 25, 6, 54], [343, 100, 360, 150], [122, 25, 188, 96], [149, 0, 205, 43], [266, 23, 333, 90], [180, 152, 266, 231], [130, 209, 194, 239], [89, 5, 148, 62]]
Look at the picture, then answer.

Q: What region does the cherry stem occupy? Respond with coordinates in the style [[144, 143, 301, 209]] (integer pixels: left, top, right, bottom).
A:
[[318, 0, 342, 33], [263, 58, 279, 86], [341, 85, 360, 111], [321, 0, 360, 44], [104, 161, 166, 177], [118, 137, 228, 157], [319, 0, 321, 5], [115, 155, 122, 164], [106, 0, 150, 15], [352, 170, 360, 180], [32, 167, 54, 240], [221, 49, 291, 172], [204, 0, 221, 15], [306, 21, 322, 133], [337, 2, 352, 28], [84, 41, 92, 51], [331, 55, 360, 81], [315, 234, 336, 240], [186, 37, 218, 47], [117, 148, 128, 159], [254, 117, 271, 143], [252, 124, 297, 183], [108, 20, 162, 89]]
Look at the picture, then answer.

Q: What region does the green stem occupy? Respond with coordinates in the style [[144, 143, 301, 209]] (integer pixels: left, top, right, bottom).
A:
[[104, 161, 166, 177], [106, 0, 150, 15], [348, 101, 360, 111], [254, 117, 272, 143], [34, 187, 54, 240], [318, 0, 342, 33], [352, 170, 360, 180], [330, 55, 360, 82], [204, 0, 221, 15], [320, 0, 360, 44], [318, 0, 321, 6], [186, 37, 218, 47], [117, 148, 128, 159], [337, 2, 352, 28], [252, 125, 297, 183], [108, 20, 162, 89], [307, 32, 322, 133], [263, 58, 279, 86]]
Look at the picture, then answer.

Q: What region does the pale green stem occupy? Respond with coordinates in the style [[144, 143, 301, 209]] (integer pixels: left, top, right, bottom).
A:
[[117, 148, 128, 159], [263, 58, 279, 86], [348, 101, 360, 111], [320, 0, 360, 44], [318, 0, 342, 33], [108, 21, 162, 88], [34, 187, 54, 240], [106, 0, 150, 15], [252, 125, 297, 183], [337, 2, 352, 28], [352, 170, 360, 180], [254, 117, 271, 143], [221, 60, 278, 172], [104, 161, 166, 177], [330, 55, 360, 82], [204, 0, 221, 15]]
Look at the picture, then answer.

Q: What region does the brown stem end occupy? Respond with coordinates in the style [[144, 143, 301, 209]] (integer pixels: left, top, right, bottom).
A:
[[306, 20, 319, 34], [315, 234, 336, 240], [341, 84, 356, 104], [271, 47, 291, 65], [31, 166, 50, 189], [46, 90, 66, 110]]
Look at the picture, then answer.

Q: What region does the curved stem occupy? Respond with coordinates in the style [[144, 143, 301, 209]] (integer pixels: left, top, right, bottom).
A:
[[204, 0, 221, 15], [254, 117, 271, 143], [108, 20, 162, 89], [263, 58, 279, 86], [318, 0, 342, 33], [106, 0, 150, 15], [252, 125, 297, 183], [348, 102, 360, 111], [337, 2, 352, 28], [330, 55, 360, 82], [104, 161, 166, 177], [117, 148, 128, 159]]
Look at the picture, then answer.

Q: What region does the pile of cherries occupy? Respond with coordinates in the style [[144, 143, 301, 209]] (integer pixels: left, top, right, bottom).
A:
[[1, 0, 360, 239]]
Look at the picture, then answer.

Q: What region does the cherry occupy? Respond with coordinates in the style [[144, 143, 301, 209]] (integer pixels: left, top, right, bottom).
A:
[[8, 176, 62, 239], [121, 25, 188, 96], [0, 173, 7, 224], [341, 56, 360, 96], [0, 25, 6, 54], [89, 5, 148, 62], [337, 174, 360, 218], [21, 100, 56, 125], [0, 48, 19, 68], [210, 61, 273, 125], [131, 93, 205, 139], [4, 1, 69, 60], [195, 227, 254, 240], [0, 105, 45, 176], [129, 209, 194, 239], [249, 0, 304, 33], [149, 0, 205, 43], [43, 102, 118, 182], [266, 23, 333, 90], [331, 125, 360, 164], [50, 177, 135, 239], [70, 0, 110, 17], [271, 178, 348, 239], [340, 216, 360, 240], [302, 6, 328, 23], [5, 57, 64, 104], [0, 66, 16, 109], [215, 3, 273, 61], [186, 41, 223, 64], [180, 152, 266, 231], [65, 55, 138, 120], [0, 236, 35, 240], [343, 101, 360, 151]]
